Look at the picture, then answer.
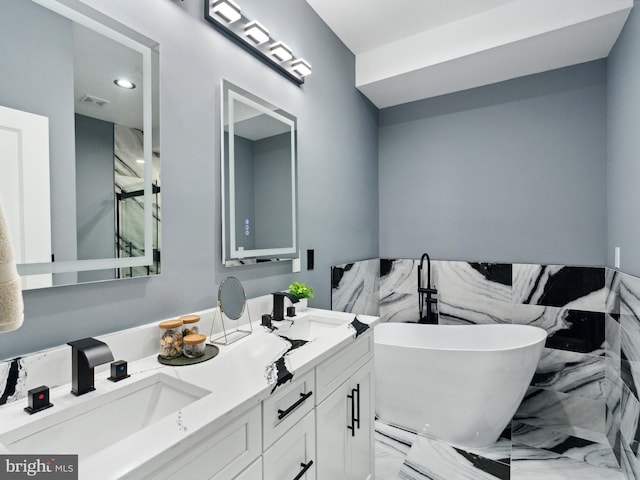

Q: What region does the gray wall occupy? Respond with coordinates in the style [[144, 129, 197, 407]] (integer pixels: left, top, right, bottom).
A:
[[75, 114, 116, 283], [232, 135, 256, 251], [608, 0, 640, 277], [0, 0, 378, 359], [254, 132, 293, 250], [0, 0, 78, 270], [379, 61, 607, 266]]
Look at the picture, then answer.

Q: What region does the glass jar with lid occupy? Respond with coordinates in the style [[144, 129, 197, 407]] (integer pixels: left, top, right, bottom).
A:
[[159, 319, 183, 359], [183, 333, 206, 358], [180, 314, 200, 338]]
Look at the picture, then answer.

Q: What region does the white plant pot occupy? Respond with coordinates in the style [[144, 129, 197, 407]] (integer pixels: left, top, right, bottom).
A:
[[296, 298, 308, 312]]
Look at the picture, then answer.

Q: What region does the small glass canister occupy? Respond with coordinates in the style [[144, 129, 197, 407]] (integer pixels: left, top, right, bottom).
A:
[[180, 314, 200, 338], [159, 319, 183, 359], [183, 333, 206, 358]]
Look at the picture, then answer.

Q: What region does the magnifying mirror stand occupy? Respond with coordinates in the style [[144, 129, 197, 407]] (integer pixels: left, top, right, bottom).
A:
[[209, 299, 253, 346]]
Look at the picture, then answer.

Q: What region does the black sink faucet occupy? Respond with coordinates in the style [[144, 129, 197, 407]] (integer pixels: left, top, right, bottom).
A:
[[67, 338, 114, 396], [271, 292, 299, 321]]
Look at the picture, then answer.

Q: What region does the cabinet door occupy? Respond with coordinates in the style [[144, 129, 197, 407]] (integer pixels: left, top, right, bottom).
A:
[[315, 379, 350, 480], [263, 410, 316, 480], [349, 361, 374, 480], [232, 458, 262, 480]]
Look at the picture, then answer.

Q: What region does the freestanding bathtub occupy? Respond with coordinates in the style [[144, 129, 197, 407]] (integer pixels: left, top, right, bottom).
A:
[[374, 322, 547, 447]]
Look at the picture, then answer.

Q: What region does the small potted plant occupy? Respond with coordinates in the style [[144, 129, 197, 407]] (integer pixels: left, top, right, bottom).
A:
[[288, 281, 313, 311]]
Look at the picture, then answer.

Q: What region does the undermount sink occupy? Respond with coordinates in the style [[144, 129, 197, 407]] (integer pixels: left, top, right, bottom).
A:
[[0, 373, 210, 459], [275, 313, 351, 342]]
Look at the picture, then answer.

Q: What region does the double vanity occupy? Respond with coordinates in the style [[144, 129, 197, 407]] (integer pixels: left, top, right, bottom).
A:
[[0, 300, 378, 479]]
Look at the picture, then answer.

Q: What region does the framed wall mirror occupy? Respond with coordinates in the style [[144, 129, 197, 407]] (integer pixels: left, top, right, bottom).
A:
[[0, 0, 160, 289], [221, 80, 298, 267]]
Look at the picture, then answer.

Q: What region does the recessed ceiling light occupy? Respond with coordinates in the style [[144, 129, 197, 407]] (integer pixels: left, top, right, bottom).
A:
[[136, 159, 145, 164], [270, 41, 293, 62], [244, 20, 269, 45], [211, 0, 241, 23], [114, 79, 136, 89], [291, 59, 312, 77]]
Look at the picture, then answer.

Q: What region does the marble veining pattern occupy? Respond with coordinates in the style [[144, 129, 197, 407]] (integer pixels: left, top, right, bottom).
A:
[[435, 261, 512, 304], [379, 259, 421, 323], [377, 417, 623, 480], [331, 259, 380, 316], [514, 387, 605, 440], [512, 264, 605, 312], [531, 348, 605, 399]]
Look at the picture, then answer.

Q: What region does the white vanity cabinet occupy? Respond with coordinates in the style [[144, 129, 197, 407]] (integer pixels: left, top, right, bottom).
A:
[[315, 333, 375, 480], [140, 331, 374, 480], [137, 404, 262, 480]]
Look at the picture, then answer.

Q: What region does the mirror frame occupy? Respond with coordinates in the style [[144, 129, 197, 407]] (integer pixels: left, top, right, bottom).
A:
[[220, 79, 298, 267], [15, 0, 158, 280]]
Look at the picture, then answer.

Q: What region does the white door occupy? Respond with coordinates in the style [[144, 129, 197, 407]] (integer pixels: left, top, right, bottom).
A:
[[316, 379, 350, 480], [350, 361, 375, 480], [0, 105, 52, 288]]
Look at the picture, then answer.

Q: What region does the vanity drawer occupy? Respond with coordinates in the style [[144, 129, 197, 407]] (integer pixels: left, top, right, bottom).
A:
[[263, 410, 316, 480], [232, 457, 262, 480], [141, 404, 261, 480], [315, 333, 373, 404], [263, 369, 315, 449]]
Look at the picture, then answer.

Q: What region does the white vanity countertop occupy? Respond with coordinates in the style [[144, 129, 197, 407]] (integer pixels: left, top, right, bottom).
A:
[[0, 308, 378, 479]]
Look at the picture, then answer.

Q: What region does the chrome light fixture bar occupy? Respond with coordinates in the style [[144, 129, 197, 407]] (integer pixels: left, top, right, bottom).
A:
[[204, 0, 311, 85]]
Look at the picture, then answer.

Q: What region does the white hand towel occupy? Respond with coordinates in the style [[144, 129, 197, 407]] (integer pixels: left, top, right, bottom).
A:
[[0, 200, 23, 332]]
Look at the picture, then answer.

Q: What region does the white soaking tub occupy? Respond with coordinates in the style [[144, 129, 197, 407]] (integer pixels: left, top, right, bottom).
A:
[[374, 322, 546, 447]]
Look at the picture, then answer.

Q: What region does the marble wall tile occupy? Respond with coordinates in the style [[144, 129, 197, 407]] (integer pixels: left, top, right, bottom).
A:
[[435, 261, 512, 304], [511, 305, 605, 355], [620, 435, 640, 480], [531, 348, 605, 399], [515, 387, 605, 440], [0, 358, 25, 406], [513, 264, 605, 312], [331, 258, 380, 316], [620, 270, 640, 311], [621, 383, 640, 447], [543, 310, 605, 354], [606, 315, 622, 364], [379, 259, 421, 323], [620, 318, 640, 402], [512, 421, 619, 470], [438, 297, 515, 326], [607, 358, 623, 413], [606, 269, 621, 317]]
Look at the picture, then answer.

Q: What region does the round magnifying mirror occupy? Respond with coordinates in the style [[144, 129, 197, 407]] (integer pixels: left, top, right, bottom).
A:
[[218, 277, 247, 320]]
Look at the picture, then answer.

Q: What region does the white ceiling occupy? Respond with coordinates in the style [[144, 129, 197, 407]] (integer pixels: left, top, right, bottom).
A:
[[305, 0, 633, 108]]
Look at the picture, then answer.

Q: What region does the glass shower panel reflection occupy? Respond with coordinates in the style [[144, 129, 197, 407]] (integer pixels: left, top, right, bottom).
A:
[[116, 179, 160, 278]]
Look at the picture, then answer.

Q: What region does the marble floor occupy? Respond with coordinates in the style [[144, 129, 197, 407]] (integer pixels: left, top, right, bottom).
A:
[[375, 419, 626, 480]]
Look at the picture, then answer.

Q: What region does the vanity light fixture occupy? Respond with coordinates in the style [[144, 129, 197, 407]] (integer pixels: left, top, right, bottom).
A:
[[204, 1, 311, 85], [114, 78, 135, 89], [244, 20, 269, 45], [211, 0, 241, 23], [291, 59, 312, 77], [270, 41, 293, 62]]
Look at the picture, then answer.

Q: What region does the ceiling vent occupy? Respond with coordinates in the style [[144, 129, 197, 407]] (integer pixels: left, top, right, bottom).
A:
[[79, 94, 110, 107]]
